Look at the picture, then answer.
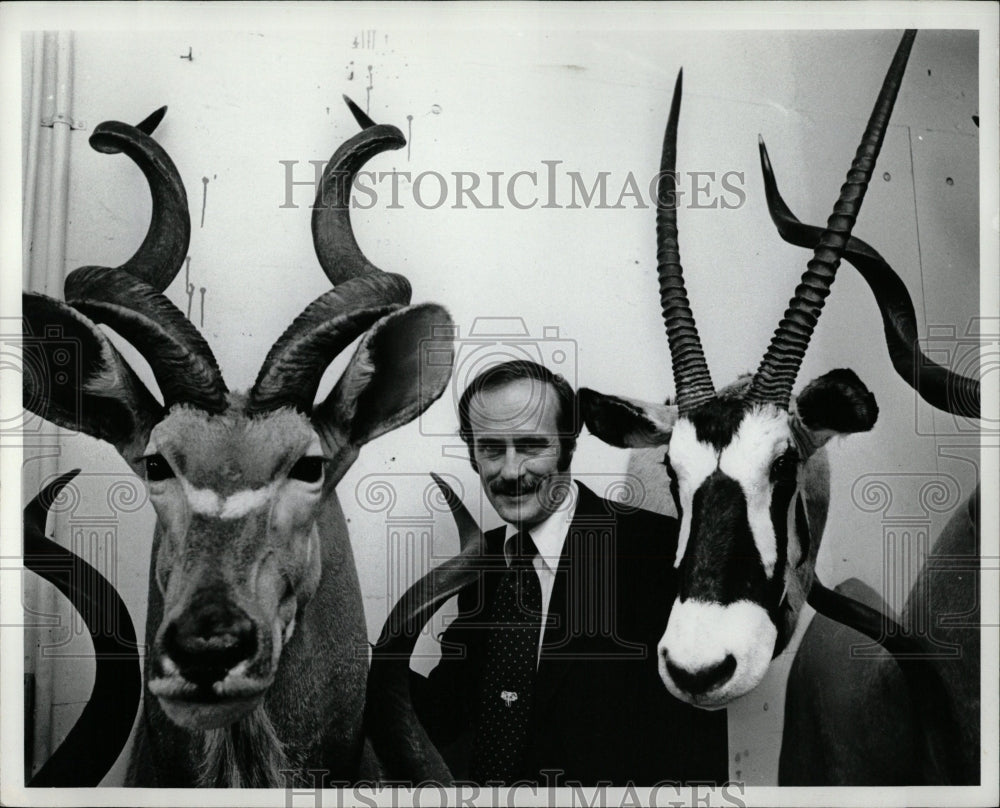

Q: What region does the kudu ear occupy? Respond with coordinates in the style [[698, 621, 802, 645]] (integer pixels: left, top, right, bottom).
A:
[[793, 368, 878, 453], [23, 293, 164, 461], [579, 387, 677, 448], [315, 304, 454, 477]]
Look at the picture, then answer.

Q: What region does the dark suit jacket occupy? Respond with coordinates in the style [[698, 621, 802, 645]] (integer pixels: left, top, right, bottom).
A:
[[412, 482, 728, 786]]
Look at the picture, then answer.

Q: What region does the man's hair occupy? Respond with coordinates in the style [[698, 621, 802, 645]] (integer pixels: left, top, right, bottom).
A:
[[457, 360, 581, 472]]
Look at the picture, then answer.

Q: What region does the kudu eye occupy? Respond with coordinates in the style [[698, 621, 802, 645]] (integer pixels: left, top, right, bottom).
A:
[[144, 454, 175, 482], [289, 456, 325, 483]]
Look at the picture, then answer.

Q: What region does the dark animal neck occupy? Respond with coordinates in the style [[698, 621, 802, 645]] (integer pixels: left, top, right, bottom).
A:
[[808, 576, 967, 783]]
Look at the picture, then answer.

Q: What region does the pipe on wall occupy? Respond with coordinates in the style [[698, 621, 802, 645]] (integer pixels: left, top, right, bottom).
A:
[[22, 32, 44, 284], [23, 29, 76, 780]]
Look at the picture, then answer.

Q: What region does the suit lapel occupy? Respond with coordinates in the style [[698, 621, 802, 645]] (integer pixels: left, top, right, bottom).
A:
[[481, 524, 509, 603], [535, 484, 608, 706]]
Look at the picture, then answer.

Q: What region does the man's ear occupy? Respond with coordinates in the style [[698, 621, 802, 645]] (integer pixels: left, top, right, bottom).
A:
[[314, 303, 454, 481], [23, 293, 164, 462], [578, 388, 676, 448], [793, 368, 879, 452]]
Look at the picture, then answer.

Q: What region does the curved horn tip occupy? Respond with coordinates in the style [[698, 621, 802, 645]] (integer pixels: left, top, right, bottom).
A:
[[136, 106, 168, 135], [342, 94, 377, 130], [429, 472, 459, 507], [26, 469, 82, 530], [42, 469, 82, 505]]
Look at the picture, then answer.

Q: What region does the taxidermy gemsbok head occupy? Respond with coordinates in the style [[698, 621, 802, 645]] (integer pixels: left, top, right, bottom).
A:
[[23, 97, 454, 786], [578, 30, 980, 710], [355, 31, 980, 784]]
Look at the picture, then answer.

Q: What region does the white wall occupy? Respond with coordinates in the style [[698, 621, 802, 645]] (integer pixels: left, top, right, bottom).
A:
[[18, 13, 984, 787]]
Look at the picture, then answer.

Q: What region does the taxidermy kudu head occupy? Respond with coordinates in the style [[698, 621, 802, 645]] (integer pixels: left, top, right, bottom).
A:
[[23, 97, 454, 785], [579, 30, 978, 710]]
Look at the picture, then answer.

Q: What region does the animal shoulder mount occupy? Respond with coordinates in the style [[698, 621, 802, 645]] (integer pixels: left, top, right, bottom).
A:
[[579, 26, 980, 711], [779, 486, 980, 785], [23, 97, 455, 787]]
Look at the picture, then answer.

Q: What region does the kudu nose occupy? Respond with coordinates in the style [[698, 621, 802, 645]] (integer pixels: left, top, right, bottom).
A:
[[664, 652, 737, 696], [163, 599, 257, 686]]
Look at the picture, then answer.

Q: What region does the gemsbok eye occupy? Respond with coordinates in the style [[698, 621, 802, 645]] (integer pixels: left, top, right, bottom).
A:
[[770, 451, 798, 483], [289, 456, 325, 483], [144, 454, 175, 482]]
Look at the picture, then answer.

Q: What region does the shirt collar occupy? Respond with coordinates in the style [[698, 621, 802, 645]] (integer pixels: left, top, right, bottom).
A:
[[503, 479, 578, 573]]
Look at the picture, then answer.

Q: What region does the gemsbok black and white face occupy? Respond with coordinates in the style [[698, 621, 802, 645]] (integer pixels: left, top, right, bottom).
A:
[[583, 370, 878, 708], [662, 397, 803, 704], [578, 31, 953, 709]]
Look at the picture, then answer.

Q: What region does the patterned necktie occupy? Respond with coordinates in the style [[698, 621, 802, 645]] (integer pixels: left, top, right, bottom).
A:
[[470, 531, 543, 784]]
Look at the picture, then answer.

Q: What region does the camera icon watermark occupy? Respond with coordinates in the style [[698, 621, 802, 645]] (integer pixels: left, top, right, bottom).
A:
[[418, 316, 578, 438], [1, 319, 84, 444]]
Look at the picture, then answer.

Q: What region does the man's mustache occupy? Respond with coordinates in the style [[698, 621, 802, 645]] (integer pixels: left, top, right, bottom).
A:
[[490, 477, 541, 497]]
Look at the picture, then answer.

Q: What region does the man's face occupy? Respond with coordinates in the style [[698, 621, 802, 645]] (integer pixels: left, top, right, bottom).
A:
[[468, 378, 570, 529]]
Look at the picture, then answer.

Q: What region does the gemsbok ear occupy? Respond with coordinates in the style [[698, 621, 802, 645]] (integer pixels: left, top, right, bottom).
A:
[[793, 368, 879, 453], [579, 387, 677, 448], [23, 292, 164, 461], [314, 303, 454, 478]]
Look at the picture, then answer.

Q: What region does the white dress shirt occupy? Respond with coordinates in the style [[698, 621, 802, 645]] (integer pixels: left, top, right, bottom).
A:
[[502, 479, 579, 663]]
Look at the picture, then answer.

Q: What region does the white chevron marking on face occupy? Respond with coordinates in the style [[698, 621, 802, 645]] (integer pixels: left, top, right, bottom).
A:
[[181, 481, 221, 515], [180, 478, 277, 519], [668, 407, 792, 578], [718, 408, 791, 577], [668, 419, 720, 567]]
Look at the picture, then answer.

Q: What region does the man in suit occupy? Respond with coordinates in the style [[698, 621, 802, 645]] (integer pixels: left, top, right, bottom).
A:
[[412, 360, 727, 786]]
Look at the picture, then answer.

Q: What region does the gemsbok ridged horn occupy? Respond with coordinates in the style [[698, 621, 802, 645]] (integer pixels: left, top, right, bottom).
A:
[[747, 31, 916, 409], [579, 29, 978, 718], [656, 70, 715, 413], [756, 137, 980, 418]]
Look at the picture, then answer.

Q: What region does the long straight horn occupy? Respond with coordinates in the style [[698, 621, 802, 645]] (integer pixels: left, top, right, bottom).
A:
[[748, 30, 916, 408], [657, 70, 715, 413]]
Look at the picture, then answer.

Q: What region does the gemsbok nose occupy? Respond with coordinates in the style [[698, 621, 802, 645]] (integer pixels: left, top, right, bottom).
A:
[[163, 598, 257, 686], [664, 651, 736, 696]]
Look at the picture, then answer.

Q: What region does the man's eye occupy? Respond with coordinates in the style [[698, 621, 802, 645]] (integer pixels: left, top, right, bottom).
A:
[[145, 454, 175, 482], [514, 438, 549, 453], [477, 441, 504, 456], [289, 456, 325, 483]]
